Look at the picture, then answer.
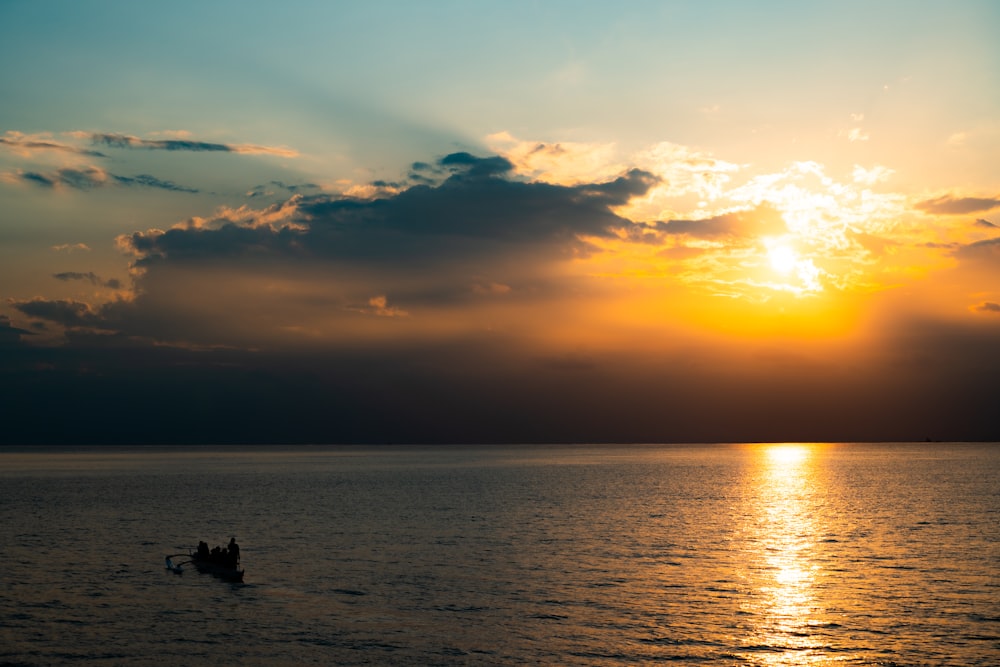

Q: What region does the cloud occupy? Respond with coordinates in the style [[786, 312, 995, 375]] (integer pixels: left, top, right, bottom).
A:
[[91, 133, 298, 157], [954, 236, 1000, 262], [486, 135, 750, 224], [916, 194, 1000, 215], [438, 151, 514, 178], [12, 298, 104, 329], [0, 132, 107, 157], [633, 141, 741, 202], [973, 302, 1000, 314], [485, 131, 624, 185], [360, 295, 408, 318], [975, 218, 996, 228], [20, 149, 919, 353], [840, 127, 869, 142], [471, 280, 511, 296], [247, 181, 321, 198], [652, 205, 787, 239], [51, 243, 92, 253], [118, 153, 657, 271], [111, 173, 198, 193], [852, 164, 894, 185], [0, 315, 34, 347], [53, 272, 122, 289], [8, 153, 660, 350], [1, 130, 298, 161], [18, 170, 73, 188], [13, 166, 198, 192]]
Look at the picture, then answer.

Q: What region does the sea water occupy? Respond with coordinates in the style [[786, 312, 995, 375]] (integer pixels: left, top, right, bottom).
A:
[[0, 443, 997, 666]]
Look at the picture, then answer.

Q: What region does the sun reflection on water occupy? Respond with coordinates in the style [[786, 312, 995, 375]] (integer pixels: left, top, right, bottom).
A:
[[741, 443, 828, 666], [766, 443, 810, 467]]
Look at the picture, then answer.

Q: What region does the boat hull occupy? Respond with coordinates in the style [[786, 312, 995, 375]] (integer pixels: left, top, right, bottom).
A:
[[190, 556, 244, 582]]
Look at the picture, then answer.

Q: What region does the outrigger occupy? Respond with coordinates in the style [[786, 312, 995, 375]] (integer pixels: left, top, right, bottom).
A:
[[165, 538, 244, 583]]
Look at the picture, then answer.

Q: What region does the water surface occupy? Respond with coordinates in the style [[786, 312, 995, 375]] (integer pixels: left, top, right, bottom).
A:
[[1, 443, 997, 665]]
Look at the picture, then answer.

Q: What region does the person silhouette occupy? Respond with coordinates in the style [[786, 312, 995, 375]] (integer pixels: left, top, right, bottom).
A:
[[228, 537, 240, 566]]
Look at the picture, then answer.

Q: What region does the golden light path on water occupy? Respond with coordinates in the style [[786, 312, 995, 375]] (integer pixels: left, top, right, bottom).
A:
[[740, 443, 829, 666]]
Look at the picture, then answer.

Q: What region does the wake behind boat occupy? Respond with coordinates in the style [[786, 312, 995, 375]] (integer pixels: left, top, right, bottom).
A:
[[165, 537, 244, 583]]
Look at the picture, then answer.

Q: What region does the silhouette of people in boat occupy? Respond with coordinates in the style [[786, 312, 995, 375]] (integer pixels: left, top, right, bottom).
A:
[[198, 538, 240, 569]]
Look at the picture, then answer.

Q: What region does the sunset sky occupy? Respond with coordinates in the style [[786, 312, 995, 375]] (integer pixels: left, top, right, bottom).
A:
[[2, 0, 999, 444]]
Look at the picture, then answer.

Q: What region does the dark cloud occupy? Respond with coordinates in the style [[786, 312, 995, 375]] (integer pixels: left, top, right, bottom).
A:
[[0, 136, 107, 157], [111, 173, 198, 193], [370, 179, 405, 189], [12, 298, 103, 329], [122, 222, 306, 267], [95, 133, 232, 152], [975, 218, 996, 228], [439, 151, 514, 178], [915, 194, 1000, 215], [247, 181, 322, 198], [407, 173, 437, 185], [53, 271, 98, 283], [20, 171, 58, 187], [53, 272, 121, 289], [973, 302, 1000, 314], [121, 153, 658, 271], [12, 152, 663, 356], [16, 167, 197, 193], [272, 182, 312, 192], [0, 316, 34, 348], [23, 167, 106, 189], [91, 133, 297, 157], [407, 161, 440, 184]]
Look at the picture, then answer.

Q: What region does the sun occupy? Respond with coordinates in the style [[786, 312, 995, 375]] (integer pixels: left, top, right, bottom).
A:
[[768, 244, 799, 275], [759, 237, 824, 295]]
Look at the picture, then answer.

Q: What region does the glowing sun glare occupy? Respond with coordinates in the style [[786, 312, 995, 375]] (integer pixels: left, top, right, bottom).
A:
[[768, 245, 798, 275], [766, 444, 809, 466]]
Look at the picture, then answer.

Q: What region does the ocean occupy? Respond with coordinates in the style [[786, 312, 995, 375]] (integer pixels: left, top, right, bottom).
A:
[[0, 443, 997, 666]]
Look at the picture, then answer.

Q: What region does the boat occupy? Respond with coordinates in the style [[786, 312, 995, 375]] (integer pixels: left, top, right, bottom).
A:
[[188, 552, 245, 582], [165, 540, 245, 582]]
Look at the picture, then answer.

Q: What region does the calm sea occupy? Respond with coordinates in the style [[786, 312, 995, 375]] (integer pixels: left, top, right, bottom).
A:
[[0, 443, 997, 666]]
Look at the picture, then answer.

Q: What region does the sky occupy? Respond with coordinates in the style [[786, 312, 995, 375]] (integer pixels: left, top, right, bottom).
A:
[[2, 0, 999, 444]]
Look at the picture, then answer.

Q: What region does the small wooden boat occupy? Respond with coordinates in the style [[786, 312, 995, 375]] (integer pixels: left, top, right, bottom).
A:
[[189, 552, 245, 582], [165, 549, 245, 583]]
